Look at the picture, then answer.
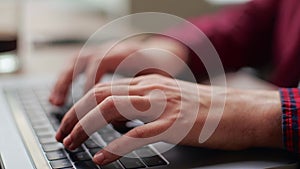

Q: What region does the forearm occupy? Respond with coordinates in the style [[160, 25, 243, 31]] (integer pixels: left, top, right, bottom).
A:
[[183, 86, 300, 154], [224, 89, 283, 150], [248, 90, 283, 149], [181, 87, 283, 151]]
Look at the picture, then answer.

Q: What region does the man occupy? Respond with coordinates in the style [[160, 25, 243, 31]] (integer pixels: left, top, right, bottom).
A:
[[49, 0, 300, 165]]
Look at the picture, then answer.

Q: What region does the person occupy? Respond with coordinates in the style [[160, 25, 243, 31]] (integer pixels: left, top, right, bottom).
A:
[[49, 0, 300, 165]]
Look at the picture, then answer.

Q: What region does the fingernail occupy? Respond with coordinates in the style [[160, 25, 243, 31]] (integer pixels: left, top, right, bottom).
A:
[[56, 95, 63, 104], [94, 153, 105, 164], [68, 143, 75, 150], [49, 96, 57, 104], [49, 96, 54, 103], [63, 135, 72, 148], [51, 93, 58, 100], [53, 98, 62, 106]]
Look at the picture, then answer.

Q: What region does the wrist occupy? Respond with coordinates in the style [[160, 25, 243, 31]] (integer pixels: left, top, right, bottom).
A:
[[248, 90, 283, 149]]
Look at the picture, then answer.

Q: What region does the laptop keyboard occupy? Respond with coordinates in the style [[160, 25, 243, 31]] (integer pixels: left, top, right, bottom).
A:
[[6, 87, 168, 169]]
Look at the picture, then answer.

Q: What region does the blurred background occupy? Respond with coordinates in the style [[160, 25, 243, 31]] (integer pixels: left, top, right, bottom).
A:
[[0, 0, 250, 76]]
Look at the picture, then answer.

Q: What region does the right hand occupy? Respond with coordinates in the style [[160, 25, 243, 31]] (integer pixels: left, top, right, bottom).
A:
[[49, 36, 189, 106]]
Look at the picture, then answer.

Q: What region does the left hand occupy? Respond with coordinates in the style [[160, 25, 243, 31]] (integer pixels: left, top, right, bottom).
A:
[[55, 74, 283, 165]]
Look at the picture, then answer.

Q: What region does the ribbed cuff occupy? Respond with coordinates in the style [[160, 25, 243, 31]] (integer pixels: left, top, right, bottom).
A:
[[280, 88, 300, 154]]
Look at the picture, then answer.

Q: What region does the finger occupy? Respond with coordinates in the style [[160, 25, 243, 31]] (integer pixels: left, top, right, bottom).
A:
[[63, 95, 150, 150], [49, 56, 90, 106], [56, 85, 140, 142], [93, 121, 162, 165], [56, 87, 106, 142], [55, 93, 92, 142], [49, 69, 73, 106], [84, 42, 142, 92], [84, 57, 107, 92], [95, 77, 139, 88]]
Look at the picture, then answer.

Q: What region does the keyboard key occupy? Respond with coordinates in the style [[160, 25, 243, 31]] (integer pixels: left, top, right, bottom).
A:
[[51, 112, 65, 122], [28, 113, 42, 119], [89, 147, 102, 156], [84, 139, 102, 149], [50, 121, 60, 131], [135, 146, 168, 167], [66, 146, 84, 153], [30, 117, 48, 124], [119, 155, 146, 169], [39, 136, 57, 144], [28, 115, 45, 121], [74, 160, 99, 169], [32, 120, 50, 127], [46, 150, 67, 160], [36, 130, 54, 137], [33, 124, 51, 130], [135, 147, 156, 157], [50, 159, 72, 169], [101, 132, 120, 143], [140, 156, 167, 167], [97, 125, 115, 135], [37, 134, 53, 140], [37, 131, 54, 137], [34, 125, 51, 132], [69, 151, 91, 162], [32, 123, 50, 130], [101, 161, 123, 169], [42, 143, 63, 152]]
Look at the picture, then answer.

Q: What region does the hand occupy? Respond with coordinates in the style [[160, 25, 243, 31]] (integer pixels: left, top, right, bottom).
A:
[[55, 74, 283, 165], [49, 36, 188, 106]]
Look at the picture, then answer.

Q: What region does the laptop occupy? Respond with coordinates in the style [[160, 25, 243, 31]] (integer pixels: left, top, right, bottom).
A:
[[0, 74, 297, 169]]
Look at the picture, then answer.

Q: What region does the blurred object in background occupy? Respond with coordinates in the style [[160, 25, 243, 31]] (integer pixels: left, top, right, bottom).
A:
[[129, 0, 250, 30], [130, 0, 250, 19], [27, 0, 250, 48], [29, 0, 129, 48], [206, 0, 251, 5], [0, 0, 21, 74], [0, 0, 130, 75], [0, 0, 250, 76]]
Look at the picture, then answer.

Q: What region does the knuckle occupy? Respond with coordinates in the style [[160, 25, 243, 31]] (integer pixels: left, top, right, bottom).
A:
[[59, 124, 68, 135], [60, 118, 72, 134], [107, 141, 121, 153], [92, 86, 113, 104], [102, 96, 115, 109], [94, 84, 111, 97], [132, 127, 147, 138], [87, 88, 98, 98], [77, 55, 89, 63], [94, 82, 109, 88], [94, 87, 108, 97], [148, 74, 163, 80], [145, 84, 166, 91], [73, 124, 86, 138]]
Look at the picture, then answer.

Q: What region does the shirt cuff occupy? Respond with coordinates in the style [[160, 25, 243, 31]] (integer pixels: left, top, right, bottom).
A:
[[280, 88, 300, 154]]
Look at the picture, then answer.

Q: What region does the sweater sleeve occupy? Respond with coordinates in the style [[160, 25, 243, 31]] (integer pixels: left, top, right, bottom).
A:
[[280, 88, 300, 155], [165, 0, 279, 78]]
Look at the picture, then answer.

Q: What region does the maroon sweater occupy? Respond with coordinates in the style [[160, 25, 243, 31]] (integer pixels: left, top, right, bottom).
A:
[[179, 0, 300, 87]]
